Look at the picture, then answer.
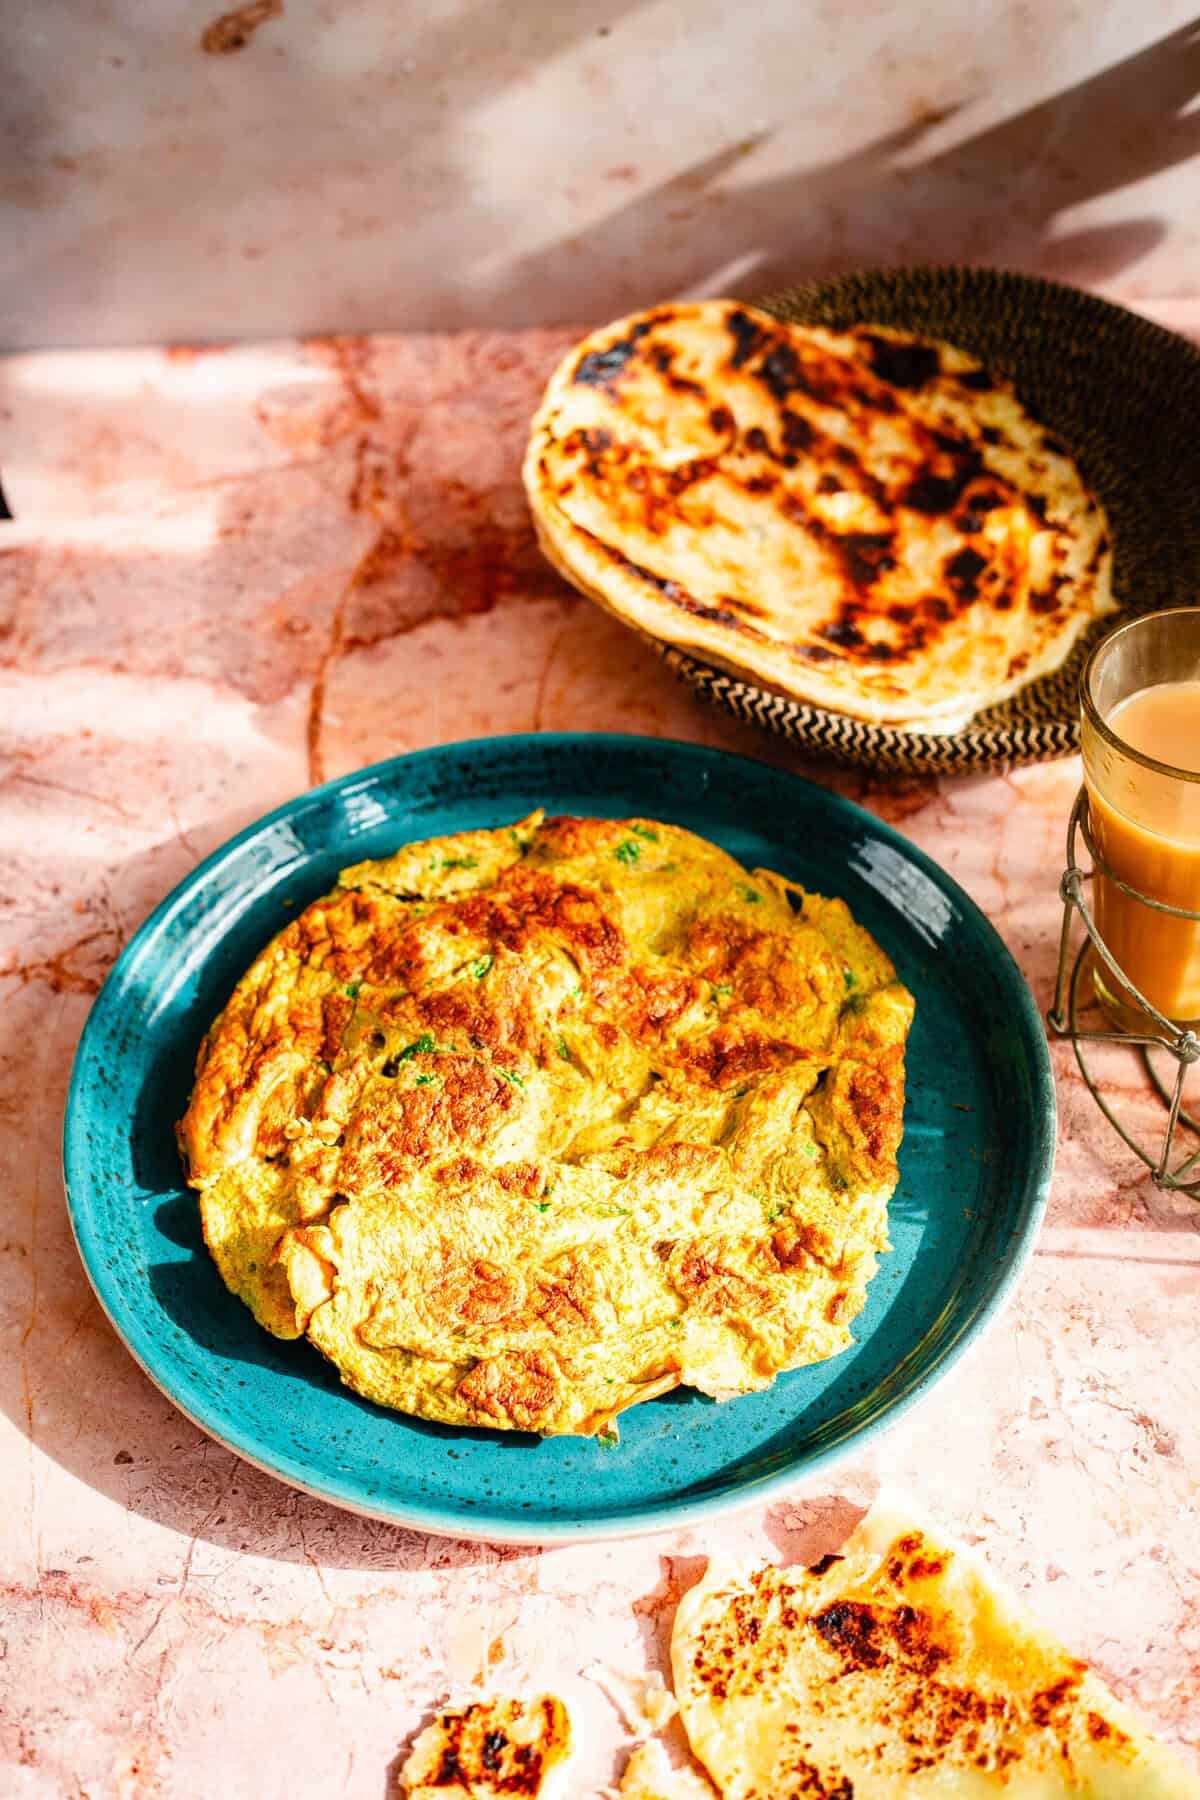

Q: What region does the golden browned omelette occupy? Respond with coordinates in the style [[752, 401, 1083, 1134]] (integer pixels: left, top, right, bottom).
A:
[[400, 1696, 573, 1799], [524, 301, 1114, 731], [671, 1505, 1200, 1798], [178, 813, 912, 1437]]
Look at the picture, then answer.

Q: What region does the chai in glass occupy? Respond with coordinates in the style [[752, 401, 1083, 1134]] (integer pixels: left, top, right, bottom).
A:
[[1081, 610, 1200, 1028]]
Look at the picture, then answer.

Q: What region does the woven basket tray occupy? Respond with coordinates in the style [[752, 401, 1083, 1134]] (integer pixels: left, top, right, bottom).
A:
[[661, 265, 1200, 774]]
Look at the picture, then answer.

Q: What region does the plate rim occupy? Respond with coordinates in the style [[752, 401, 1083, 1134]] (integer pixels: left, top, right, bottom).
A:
[[62, 731, 1057, 1542]]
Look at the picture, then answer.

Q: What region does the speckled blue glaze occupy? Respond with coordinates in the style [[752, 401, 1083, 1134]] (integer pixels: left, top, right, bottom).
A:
[[63, 734, 1055, 1542]]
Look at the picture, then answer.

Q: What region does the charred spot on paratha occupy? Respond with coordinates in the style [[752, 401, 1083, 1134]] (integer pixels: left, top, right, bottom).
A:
[[860, 330, 943, 389], [573, 321, 652, 389]]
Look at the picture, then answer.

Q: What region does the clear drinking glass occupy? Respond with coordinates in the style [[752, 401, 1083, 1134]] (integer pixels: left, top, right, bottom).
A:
[[1080, 607, 1200, 1029]]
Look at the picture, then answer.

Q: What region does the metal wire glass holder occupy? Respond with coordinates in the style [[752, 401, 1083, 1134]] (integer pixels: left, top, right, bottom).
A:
[[1047, 788, 1200, 1196]]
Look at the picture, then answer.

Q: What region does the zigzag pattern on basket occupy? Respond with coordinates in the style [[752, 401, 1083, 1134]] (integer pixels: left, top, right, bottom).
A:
[[663, 647, 1081, 774]]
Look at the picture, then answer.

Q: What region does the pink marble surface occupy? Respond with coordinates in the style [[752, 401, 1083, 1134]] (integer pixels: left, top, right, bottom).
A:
[[1, 321, 1199, 1798]]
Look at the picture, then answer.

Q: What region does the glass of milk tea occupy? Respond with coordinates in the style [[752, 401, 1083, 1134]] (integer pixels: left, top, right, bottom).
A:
[[1081, 607, 1200, 1029]]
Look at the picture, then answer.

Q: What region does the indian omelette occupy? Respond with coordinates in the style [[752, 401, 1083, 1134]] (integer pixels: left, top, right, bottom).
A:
[[178, 813, 913, 1437], [524, 300, 1115, 731]]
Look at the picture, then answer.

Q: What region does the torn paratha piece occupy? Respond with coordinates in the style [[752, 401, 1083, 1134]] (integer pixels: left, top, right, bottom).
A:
[[671, 1504, 1200, 1798]]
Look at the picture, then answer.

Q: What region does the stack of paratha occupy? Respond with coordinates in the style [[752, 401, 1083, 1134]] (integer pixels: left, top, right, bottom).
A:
[[524, 300, 1114, 732]]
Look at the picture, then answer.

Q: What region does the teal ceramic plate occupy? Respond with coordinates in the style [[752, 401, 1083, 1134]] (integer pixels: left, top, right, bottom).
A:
[[64, 734, 1054, 1542]]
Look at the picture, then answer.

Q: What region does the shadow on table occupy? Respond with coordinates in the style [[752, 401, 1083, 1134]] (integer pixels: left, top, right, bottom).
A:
[[477, 20, 1199, 322], [6, 6, 1196, 343], [0, 811, 547, 1571]]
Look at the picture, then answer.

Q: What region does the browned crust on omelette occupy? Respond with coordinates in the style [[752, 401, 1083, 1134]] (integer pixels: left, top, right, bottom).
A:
[[524, 302, 1114, 730]]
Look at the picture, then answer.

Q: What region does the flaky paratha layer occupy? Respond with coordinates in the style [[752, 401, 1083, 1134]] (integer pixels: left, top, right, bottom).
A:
[[179, 814, 912, 1436], [524, 302, 1114, 729]]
